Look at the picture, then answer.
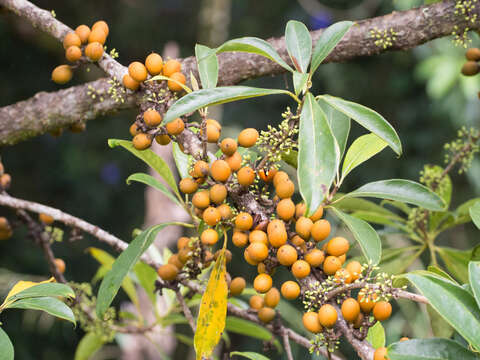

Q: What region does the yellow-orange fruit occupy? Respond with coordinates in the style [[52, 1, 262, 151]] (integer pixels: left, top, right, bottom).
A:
[[291, 260, 311, 279], [323, 256, 342, 276], [281, 281, 300, 300], [128, 61, 148, 82], [258, 168, 277, 183], [400, 337, 409, 342], [132, 133, 152, 150], [92, 20, 109, 36], [466, 48, 480, 61], [225, 151, 242, 171], [205, 124, 221, 143], [273, 171, 289, 188], [318, 304, 337, 328], [39, 213, 54, 225], [374, 347, 389, 360], [54, 258, 66, 274], [203, 207, 221, 226], [75, 25, 91, 44], [123, 74, 140, 91], [0, 174, 11, 190], [51, 65, 73, 84], [326, 237, 350, 256], [334, 268, 353, 284], [158, 264, 178, 281], [267, 220, 287, 247], [373, 301, 392, 321], [218, 203, 233, 220], [341, 298, 360, 322], [244, 249, 259, 265], [249, 295, 264, 309], [63, 32, 81, 49], [178, 247, 192, 263], [238, 128, 259, 148], [358, 291, 378, 313], [230, 277, 246, 296], [192, 190, 210, 209], [155, 134, 171, 145], [305, 249, 325, 267], [166, 118, 185, 135], [338, 254, 346, 264], [177, 236, 190, 250], [209, 184, 227, 204], [179, 178, 198, 194], [275, 180, 295, 199], [462, 61, 479, 76], [0, 217, 10, 231], [237, 166, 255, 186], [258, 307, 276, 323], [291, 234, 305, 247], [346, 261, 362, 281], [220, 138, 237, 156], [254, 273, 273, 293], [143, 109, 162, 127], [168, 72, 186, 92], [193, 160, 209, 178], [88, 27, 107, 44], [303, 312, 322, 333], [247, 242, 269, 262], [264, 287, 280, 308], [145, 53, 163, 75], [257, 262, 266, 273], [309, 206, 324, 222], [65, 46, 82, 62], [311, 220, 330, 242], [235, 212, 253, 231], [249, 230, 268, 245], [85, 42, 104, 61], [163, 59, 182, 77], [295, 216, 313, 239], [168, 254, 184, 269], [206, 118, 221, 130], [201, 228, 219, 245], [276, 244, 298, 266], [232, 231, 248, 247], [210, 160, 231, 182], [276, 198, 295, 221]]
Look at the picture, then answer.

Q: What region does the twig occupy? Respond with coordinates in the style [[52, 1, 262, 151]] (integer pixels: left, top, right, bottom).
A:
[[282, 327, 294, 360], [176, 289, 196, 332]]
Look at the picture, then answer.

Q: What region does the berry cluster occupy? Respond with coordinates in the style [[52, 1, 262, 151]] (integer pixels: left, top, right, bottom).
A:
[[461, 47, 480, 76]]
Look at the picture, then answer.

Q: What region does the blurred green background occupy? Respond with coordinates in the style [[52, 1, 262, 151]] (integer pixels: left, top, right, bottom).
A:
[[1, 0, 480, 359]]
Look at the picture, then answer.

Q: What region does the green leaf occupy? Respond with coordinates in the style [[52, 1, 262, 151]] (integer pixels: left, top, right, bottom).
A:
[[437, 247, 471, 283], [8, 296, 75, 324], [351, 211, 406, 231], [172, 142, 191, 179], [108, 139, 179, 195], [293, 71, 308, 96], [321, 95, 402, 156], [453, 198, 480, 225], [164, 86, 292, 124], [298, 92, 339, 215], [406, 273, 480, 351], [318, 98, 350, 157], [217, 37, 293, 72], [74, 332, 105, 360], [378, 246, 421, 275], [285, 20, 312, 73], [342, 133, 388, 178], [388, 338, 478, 360], [330, 207, 381, 265], [4, 283, 75, 304], [311, 21, 354, 74], [344, 179, 446, 211], [468, 261, 480, 310], [195, 44, 218, 89], [96, 223, 175, 318], [0, 327, 14, 360], [469, 202, 480, 229], [127, 173, 181, 206], [332, 196, 402, 219], [426, 305, 455, 339], [427, 265, 457, 283], [230, 351, 270, 360], [225, 316, 273, 341], [282, 149, 298, 169], [134, 261, 158, 305], [366, 322, 385, 348]]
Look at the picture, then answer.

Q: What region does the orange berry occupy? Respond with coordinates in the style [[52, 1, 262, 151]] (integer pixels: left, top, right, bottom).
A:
[[177, 236, 190, 250], [323, 256, 342, 276], [305, 249, 325, 267], [168, 254, 184, 270], [318, 304, 337, 328], [264, 287, 280, 308], [210, 160, 231, 182], [39, 213, 54, 225], [303, 312, 322, 333], [192, 190, 210, 209], [225, 151, 242, 171], [132, 133, 152, 150], [65, 46, 82, 62], [244, 248, 259, 265], [291, 260, 311, 279], [400, 337, 409, 342], [51, 65, 73, 84], [353, 312, 364, 328], [201, 228, 219, 245], [218, 203, 233, 220], [237, 166, 255, 186], [206, 118, 221, 130], [232, 231, 248, 247], [235, 212, 253, 231], [249, 295, 264, 310], [220, 138, 237, 156], [179, 178, 198, 194], [374, 347, 389, 360], [178, 248, 191, 263], [88, 28, 107, 44], [54, 258, 66, 274], [209, 184, 227, 204], [166, 118, 185, 135], [373, 301, 392, 321], [295, 216, 313, 239], [334, 268, 353, 284], [341, 298, 360, 322], [85, 42, 104, 61], [238, 128, 259, 147], [163, 59, 182, 77], [311, 219, 331, 242], [276, 198, 295, 221], [257, 262, 267, 273], [247, 242, 269, 262], [63, 32, 81, 49], [92, 20, 109, 36], [230, 277, 246, 296], [338, 254, 347, 264], [155, 134, 171, 145], [466, 48, 480, 61], [158, 264, 178, 281], [205, 124, 221, 143], [346, 261, 362, 281], [258, 307, 276, 323], [203, 207, 221, 226], [254, 273, 273, 293], [462, 61, 480, 76], [326, 237, 350, 256], [75, 25, 91, 44], [273, 171, 289, 187], [309, 205, 324, 221], [123, 74, 140, 91], [128, 61, 148, 82], [291, 234, 305, 247], [249, 230, 268, 245], [193, 160, 209, 178], [168, 72, 186, 92], [145, 52, 163, 75], [275, 179, 295, 199], [143, 109, 162, 127], [281, 281, 300, 300], [358, 291, 378, 313], [276, 244, 298, 266], [267, 220, 287, 248], [258, 168, 277, 183]]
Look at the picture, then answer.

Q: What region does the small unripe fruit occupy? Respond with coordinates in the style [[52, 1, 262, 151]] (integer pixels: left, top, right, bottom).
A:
[[193, 160, 209, 178], [273, 171, 289, 187], [318, 304, 337, 328], [75, 25, 91, 44], [249, 230, 268, 245], [247, 242, 269, 262], [346, 261, 362, 281], [85, 42, 104, 61], [254, 273, 273, 293], [166, 118, 185, 135], [220, 138, 237, 156], [230, 277, 246, 296], [177, 236, 190, 250], [275, 179, 295, 199], [311, 219, 331, 242], [203, 207, 221, 226], [39, 213, 54, 225], [341, 298, 360, 322], [237, 166, 255, 186], [63, 32, 81, 49], [168, 72, 186, 92], [466, 48, 480, 61], [158, 264, 178, 281], [258, 307, 276, 323], [210, 160, 231, 182], [358, 291, 378, 313], [373, 301, 392, 321], [65, 46, 82, 62], [238, 128, 259, 147], [334, 268, 352, 284], [303, 312, 322, 333], [225, 151, 242, 171], [192, 190, 210, 209], [205, 124, 221, 143], [264, 287, 280, 308], [249, 295, 264, 309], [88, 28, 107, 44], [218, 204, 233, 220], [291, 260, 311, 279], [305, 249, 325, 267], [326, 237, 350, 256], [155, 134, 171, 145], [129, 62, 148, 82], [374, 347, 389, 360], [179, 178, 198, 194], [143, 109, 162, 127], [92, 20, 109, 36], [323, 256, 342, 275], [281, 281, 300, 300], [295, 216, 313, 239], [52, 65, 73, 84], [201, 228, 219, 245], [276, 198, 295, 221], [235, 212, 253, 231], [276, 244, 298, 266], [132, 133, 152, 150], [54, 258, 66, 274], [209, 184, 227, 204], [163, 59, 182, 77], [145, 52, 163, 75], [462, 61, 479, 76]]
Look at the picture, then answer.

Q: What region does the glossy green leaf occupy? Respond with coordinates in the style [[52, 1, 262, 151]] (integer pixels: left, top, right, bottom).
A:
[[225, 316, 273, 341], [172, 142, 191, 179], [74, 332, 105, 360], [285, 20, 312, 72], [127, 173, 181, 206], [469, 201, 480, 229], [378, 246, 421, 275], [345, 179, 446, 211], [342, 133, 387, 178], [0, 327, 13, 360], [426, 305, 455, 339], [406, 273, 480, 351], [195, 44, 218, 89], [217, 37, 293, 72], [332, 196, 402, 219], [298, 92, 339, 215], [453, 198, 480, 225], [134, 261, 158, 305], [437, 247, 471, 283], [8, 296, 75, 324], [351, 211, 406, 231], [468, 261, 480, 310], [96, 223, 175, 318], [318, 98, 350, 157], [311, 21, 354, 74], [4, 283, 75, 304], [164, 86, 291, 124], [281, 149, 298, 168], [388, 338, 478, 360], [330, 207, 381, 265], [292, 71, 308, 95], [366, 322, 385, 348], [108, 139, 179, 195], [230, 351, 270, 360], [321, 95, 402, 155], [427, 266, 457, 283]]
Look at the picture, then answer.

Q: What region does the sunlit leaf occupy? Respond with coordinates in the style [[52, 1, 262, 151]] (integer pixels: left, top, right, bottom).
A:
[[366, 322, 385, 349], [127, 172, 182, 206], [8, 296, 75, 324], [195, 44, 219, 89], [437, 246, 471, 283], [318, 98, 350, 157], [172, 142, 191, 179], [285, 20, 312, 72], [342, 133, 388, 178], [74, 332, 105, 360], [225, 316, 273, 341]]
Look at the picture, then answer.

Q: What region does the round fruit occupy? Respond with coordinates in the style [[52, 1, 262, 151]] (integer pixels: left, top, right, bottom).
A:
[[205, 124, 220, 143], [358, 291, 378, 313], [206, 118, 221, 130], [400, 337, 409, 342], [123, 74, 140, 91], [39, 213, 54, 225], [193, 160, 209, 178], [63, 32, 81, 49], [237, 166, 255, 186], [291, 235, 305, 247], [303, 312, 322, 333], [230, 277, 246, 296], [177, 236, 190, 250], [264, 287, 280, 308], [323, 256, 342, 276], [203, 207, 221, 226], [353, 312, 364, 329], [326, 237, 350, 256], [192, 190, 210, 209], [52, 65, 73, 84], [166, 118, 185, 135], [65, 46, 82, 62], [318, 304, 337, 328], [247, 242, 269, 262], [155, 134, 171, 145], [225, 152, 242, 171], [311, 219, 331, 241], [295, 216, 313, 239], [346, 261, 362, 281], [249, 230, 268, 245], [309, 205, 324, 221], [218, 204, 233, 220], [466, 48, 480, 61], [75, 25, 90, 44], [238, 128, 259, 147], [291, 260, 311, 279], [178, 248, 191, 263], [276, 198, 295, 221], [168, 72, 186, 92], [232, 231, 248, 247], [258, 168, 277, 182], [128, 62, 148, 82], [0, 217, 10, 230], [179, 178, 198, 194], [143, 109, 162, 127], [258, 307, 276, 323], [281, 281, 300, 300], [88, 28, 107, 44], [235, 212, 253, 231], [275, 179, 295, 199], [92, 20, 109, 36], [373, 301, 392, 321], [220, 138, 237, 156], [374, 347, 388, 360], [85, 42, 104, 61], [0, 174, 11, 190], [277, 244, 298, 266], [54, 258, 66, 274], [334, 268, 352, 284], [201, 228, 219, 245], [254, 273, 273, 293], [267, 220, 287, 247], [168, 254, 184, 269], [210, 160, 231, 182], [158, 264, 178, 281], [209, 184, 227, 204], [145, 52, 163, 75], [273, 171, 289, 187], [462, 61, 479, 76], [132, 133, 152, 150], [244, 249, 259, 265], [305, 249, 325, 267], [257, 262, 266, 274], [341, 298, 360, 322], [163, 59, 182, 77], [249, 295, 264, 309]]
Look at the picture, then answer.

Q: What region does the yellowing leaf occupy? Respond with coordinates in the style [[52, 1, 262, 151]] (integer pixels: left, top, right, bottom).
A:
[[1, 277, 55, 309], [194, 249, 228, 360]]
